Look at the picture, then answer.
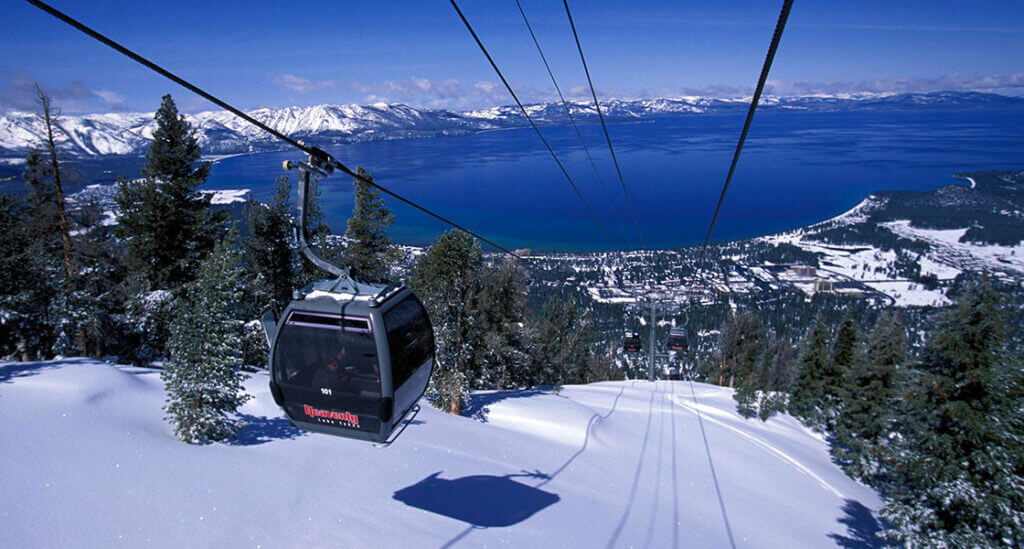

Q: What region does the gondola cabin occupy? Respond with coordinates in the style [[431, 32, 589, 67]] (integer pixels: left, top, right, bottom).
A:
[[262, 281, 434, 443], [623, 331, 642, 352], [667, 328, 689, 351]]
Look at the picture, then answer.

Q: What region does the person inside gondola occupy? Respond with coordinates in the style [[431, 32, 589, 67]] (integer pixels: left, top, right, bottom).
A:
[[312, 350, 359, 396]]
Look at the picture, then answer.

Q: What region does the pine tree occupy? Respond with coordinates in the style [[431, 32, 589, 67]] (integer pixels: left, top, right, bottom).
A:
[[244, 176, 294, 316], [734, 370, 760, 419], [35, 84, 73, 280], [341, 167, 399, 283], [408, 230, 483, 414], [881, 279, 1024, 546], [831, 312, 858, 374], [116, 94, 225, 291], [789, 319, 833, 431], [0, 150, 71, 359], [0, 194, 39, 360], [824, 312, 860, 427], [69, 199, 127, 357], [716, 312, 764, 388], [533, 297, 592, 388], [476, 258, 532, 389], [717, 312, 766, 417], [752, 335, 796, 421], [764, 335, 797, 392], [162, 232, 251, 443], [588, 346, 626, 383], [832, 311, 904, 481]]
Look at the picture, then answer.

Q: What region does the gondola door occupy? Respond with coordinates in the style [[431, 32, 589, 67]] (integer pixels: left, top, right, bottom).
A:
[[273, 311, 387, 438]]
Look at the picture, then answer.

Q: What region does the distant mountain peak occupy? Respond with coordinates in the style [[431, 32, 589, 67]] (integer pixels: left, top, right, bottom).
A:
[[1, 91, 1021, 158]]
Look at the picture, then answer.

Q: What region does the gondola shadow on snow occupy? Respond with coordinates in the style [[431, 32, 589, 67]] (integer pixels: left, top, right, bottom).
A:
[[393, 471, 560, 527], [231, 413, 307, 445], [828, 499, 891, 548]]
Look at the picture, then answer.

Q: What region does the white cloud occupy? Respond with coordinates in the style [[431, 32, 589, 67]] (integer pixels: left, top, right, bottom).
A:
[[94, 89, 125, 105], [0, 69, 130, 113], [353, 76, 543, 110], [273, 74, 336, 93], [775, 72, 1024, 96]]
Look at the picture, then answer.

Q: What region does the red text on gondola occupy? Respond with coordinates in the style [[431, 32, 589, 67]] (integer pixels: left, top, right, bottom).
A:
[[303, 404, 360, 427]]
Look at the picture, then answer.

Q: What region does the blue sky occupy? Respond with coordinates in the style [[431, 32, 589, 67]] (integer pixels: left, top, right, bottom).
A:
[[2, 0, 1022, 113]]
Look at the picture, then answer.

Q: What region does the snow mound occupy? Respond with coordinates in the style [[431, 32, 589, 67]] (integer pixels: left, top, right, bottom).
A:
[[0, 359, 884, 548], [465, 387, 610, 447]]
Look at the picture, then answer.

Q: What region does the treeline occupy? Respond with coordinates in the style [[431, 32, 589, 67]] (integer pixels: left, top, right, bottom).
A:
[[702, 274, 1023, 546]]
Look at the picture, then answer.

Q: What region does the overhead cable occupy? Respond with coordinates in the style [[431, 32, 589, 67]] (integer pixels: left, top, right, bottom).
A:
[[563, 0, 646, 249], [697, 0, 794, 268], [450, 0, 613, 246], [513, 0, 631, 247]]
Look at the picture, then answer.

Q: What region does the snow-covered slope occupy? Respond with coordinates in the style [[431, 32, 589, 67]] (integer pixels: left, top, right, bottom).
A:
[[0, 359, 882, 547], [3, 91, 1021, 158]]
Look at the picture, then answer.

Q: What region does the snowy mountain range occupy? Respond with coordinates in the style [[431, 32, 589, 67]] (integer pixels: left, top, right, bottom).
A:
[[2, 91, 1021, 158]]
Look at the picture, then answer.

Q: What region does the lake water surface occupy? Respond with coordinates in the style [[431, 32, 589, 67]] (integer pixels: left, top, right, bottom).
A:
[[209, 108, 1023, 251], [16, 108, 1019, 252]]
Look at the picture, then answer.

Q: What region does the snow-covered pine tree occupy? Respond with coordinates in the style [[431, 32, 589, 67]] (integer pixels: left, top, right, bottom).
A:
[[756, 335, 796, 420], [341, 167, 399, 283], [0, 193, 39, 360], [789, 319, 833, 431], [408, 230, 483, 415], [244, 175, 294, 316], [718, 312, 766, 417], [69, 199, 128, 357], [162, 232, 251, 443], [0, 149, 77, 359], [823, 312, 860, 429], [115, 94, 226, 291], [532, 297, 592, 389], [733, 371, 760, 419], [881, 279, 1023, 546], [832, 311, 904, 481], [476, 258, 532, 389], [831, 312, 858, 373], [716, 312, 764, 388]]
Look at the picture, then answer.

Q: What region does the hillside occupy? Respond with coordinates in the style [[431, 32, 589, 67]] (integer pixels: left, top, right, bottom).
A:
[[0, 359, 882, 547], [2, 91, 1021, 158]]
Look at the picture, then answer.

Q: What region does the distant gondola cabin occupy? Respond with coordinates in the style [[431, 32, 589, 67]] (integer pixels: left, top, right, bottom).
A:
[[667, 329, 689, 351], [623, 331, 642, 352]]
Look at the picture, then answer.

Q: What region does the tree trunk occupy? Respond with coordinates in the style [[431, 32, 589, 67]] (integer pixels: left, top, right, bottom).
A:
[[449, 394, 461, 416], [36, 85, 73, 280], [17, 339, 31, 362], [37, 84, 87, 356]]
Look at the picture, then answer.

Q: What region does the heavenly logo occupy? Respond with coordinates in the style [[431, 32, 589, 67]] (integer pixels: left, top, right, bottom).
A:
[[303, 404, 360, 428]]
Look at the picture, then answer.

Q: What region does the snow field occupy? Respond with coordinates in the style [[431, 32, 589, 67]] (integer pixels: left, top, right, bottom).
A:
[[1, 360, 882, 548]]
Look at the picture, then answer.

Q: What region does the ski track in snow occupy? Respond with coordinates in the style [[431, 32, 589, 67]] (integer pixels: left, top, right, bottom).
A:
[[672, 389, 844, 499]]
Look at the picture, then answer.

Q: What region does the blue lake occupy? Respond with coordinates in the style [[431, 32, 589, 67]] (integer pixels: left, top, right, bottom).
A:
[[202, 108, 1024, 251], [15, 108, 1015, 252]]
